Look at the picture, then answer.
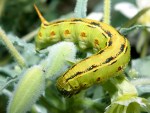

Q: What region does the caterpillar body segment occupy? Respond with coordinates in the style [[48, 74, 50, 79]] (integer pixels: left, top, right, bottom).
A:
[[56, 25, 130, 97], [36, 19, 109, 52], [34, 5, 130, 97]]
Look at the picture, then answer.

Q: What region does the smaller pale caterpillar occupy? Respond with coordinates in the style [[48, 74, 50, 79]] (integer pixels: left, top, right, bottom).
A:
[[34, 5, 130, 97]]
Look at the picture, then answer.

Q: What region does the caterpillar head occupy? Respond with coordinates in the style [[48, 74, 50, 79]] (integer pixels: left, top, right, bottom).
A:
[[56, 76, 81, 97]]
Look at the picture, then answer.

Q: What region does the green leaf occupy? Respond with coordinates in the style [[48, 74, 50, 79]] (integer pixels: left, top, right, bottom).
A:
[[122, 7, 150, 28], [8, 34, 44, 66], [131, 56, 150, 77]]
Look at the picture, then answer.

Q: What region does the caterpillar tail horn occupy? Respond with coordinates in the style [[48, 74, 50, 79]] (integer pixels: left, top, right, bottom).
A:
[[34, 4, 49, 25]]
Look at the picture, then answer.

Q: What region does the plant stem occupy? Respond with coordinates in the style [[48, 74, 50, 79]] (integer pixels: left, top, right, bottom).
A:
[[22, 28, 39, 42], [0, 77, 18, 92], [103, 0, 111, 24], [0, 0, 6, 17], [74, 0, 88, 18], [102, 74, 138, 102], [0, 28, 26, 68]]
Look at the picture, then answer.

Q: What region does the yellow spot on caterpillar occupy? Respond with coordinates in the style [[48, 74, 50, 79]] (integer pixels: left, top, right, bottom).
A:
[[38, 32, 42, 40], [80, 32, 87, 38], [94, 39, 99, 45], [50, 31, 56, 37], [64, 30, 70, 36], [38, 32, 42, 37]]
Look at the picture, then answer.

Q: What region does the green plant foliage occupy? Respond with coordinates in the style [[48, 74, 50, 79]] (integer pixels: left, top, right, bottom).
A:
[[132, 56, 150, 77]]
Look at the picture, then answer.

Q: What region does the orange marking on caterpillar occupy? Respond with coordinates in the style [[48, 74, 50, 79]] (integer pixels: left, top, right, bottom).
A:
[[38, 32, 42, 37], [64, 30, 70, 36], [80, 32, 87, 38], [38, 32, 42, 40], [50, 31, 56, 37]]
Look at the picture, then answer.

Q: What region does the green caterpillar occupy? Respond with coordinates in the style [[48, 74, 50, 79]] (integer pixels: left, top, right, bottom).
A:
[[34, 5, 130, 97]]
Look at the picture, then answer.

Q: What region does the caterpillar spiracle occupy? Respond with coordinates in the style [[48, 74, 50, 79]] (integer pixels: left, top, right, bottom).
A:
[[34, 5, 130, 97]]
